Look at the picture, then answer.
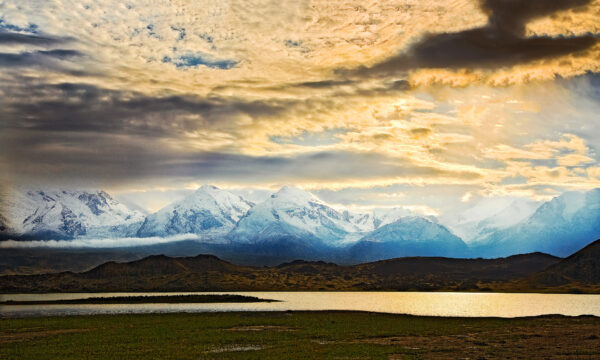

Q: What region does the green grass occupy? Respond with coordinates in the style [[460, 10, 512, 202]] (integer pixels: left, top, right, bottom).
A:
[[1, 312, 599, 359], [0, 294, 275, 305]]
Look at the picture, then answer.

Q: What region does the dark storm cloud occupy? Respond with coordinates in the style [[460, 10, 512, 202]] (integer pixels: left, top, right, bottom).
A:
[[0, 49, 82, 67], [0, 30, 71, 46], [0, 27, 84, 75], [1, 81, 289, 137], [0, 77, 460, 186], [346, 0, 597, 76], [1, 124, 482, 185], [480, 0, 590, 36], [262, 77, 411, 97], [0, 79, 478, 185], [0, 78, 309, 187], [165, 151, 482, 182], [297, 79, 356, 88]]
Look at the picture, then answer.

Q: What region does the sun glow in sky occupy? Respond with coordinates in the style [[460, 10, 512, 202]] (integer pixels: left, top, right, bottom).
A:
[[0, 0, 599, 214]]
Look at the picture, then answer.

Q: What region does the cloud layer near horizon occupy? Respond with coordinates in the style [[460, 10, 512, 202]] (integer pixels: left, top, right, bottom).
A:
[[0, 234, 204, 249], [0, 0, 599, 214]]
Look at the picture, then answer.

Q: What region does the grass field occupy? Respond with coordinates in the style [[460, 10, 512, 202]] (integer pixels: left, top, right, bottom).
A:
[[1, 311, 600, 359]]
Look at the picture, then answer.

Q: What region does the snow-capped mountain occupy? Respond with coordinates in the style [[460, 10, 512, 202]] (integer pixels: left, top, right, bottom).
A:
[[439, 197, 541, 243], [348, 217, 469, 262], [344, 207, 433, 232], [4, 184, 598, 263], [472, 189, 600, 257], [136, 185, 254, 238], [1, 189, 145, 240], [228, 186, 360, 246]]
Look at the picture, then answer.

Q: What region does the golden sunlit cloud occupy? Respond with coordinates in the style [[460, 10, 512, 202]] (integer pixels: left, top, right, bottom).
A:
[[0, 0, 598, 213]]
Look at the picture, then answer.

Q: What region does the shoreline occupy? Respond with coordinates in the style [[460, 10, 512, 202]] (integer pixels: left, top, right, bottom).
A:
[[2, 309, 600, 319], [2, 287, 600, 294]]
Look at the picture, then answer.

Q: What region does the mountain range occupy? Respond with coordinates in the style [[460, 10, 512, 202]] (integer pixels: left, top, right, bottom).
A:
[[1, 189, 145, 240], [136, 185, 253, 239], [1, 185, 599, 263], [0, 249, 561, 293], [470, 189, 600, 258], [5, 240, 600, 293]]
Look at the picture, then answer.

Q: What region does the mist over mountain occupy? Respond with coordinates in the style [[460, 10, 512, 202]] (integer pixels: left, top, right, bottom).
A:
[[439, 197, 541, 243], [349, 217, 468, 262], [471, 189, 600, 258], [343, 207, 428, 233], [1, 186, 599, 263]]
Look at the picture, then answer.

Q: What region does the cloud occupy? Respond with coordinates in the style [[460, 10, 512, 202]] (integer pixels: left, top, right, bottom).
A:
[[0, 49, 82, 67], [0, 31, 71, 46], [0, 0, 599, 210], [0, 26, 80, 73], [480, 0, 592, 36], [0, 234, 204, 248], [296, 79, 356, 89], [557, 153, 594, 166], [2, 109, 484, 189], [409, 127, 432, 138], [0, 81, 287, 136], [346, 0, 597, 77]]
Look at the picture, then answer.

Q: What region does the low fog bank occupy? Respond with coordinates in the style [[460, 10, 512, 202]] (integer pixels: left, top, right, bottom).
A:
[[0, 234, 205, 249]]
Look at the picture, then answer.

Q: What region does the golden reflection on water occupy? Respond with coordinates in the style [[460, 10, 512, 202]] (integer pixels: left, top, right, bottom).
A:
[[2, 292, 600, 318]]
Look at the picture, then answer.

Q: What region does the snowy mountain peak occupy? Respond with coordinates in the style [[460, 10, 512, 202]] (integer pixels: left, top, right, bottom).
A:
[[196, 184, 225, 196], [349, 216, 468, 261], [136, 185, 253, 237], [1, 188, 145, 239], [343, 207, 427, 232], [271, 186, 320, 204], [229, 186, 357, 245]]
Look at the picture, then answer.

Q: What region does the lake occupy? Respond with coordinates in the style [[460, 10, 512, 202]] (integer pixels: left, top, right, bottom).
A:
[[2, 292, 600, 318]]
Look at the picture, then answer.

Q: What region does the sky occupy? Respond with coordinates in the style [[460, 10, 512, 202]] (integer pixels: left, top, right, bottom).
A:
[[0, 0, 599, 215]]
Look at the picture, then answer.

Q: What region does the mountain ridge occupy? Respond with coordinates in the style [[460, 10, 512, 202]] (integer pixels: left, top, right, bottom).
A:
[[0, 249, 564, 293], [528, 238, 600, 286], [2, 186, 599, 263], [471, 189, 600, 257], [1, 189, 145, 240]]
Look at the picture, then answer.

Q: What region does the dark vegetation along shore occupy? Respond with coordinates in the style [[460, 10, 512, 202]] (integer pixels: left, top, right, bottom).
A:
[[1, 311, 600, 359], [1, 239, 599, 294], [0, 294, 275, 305]]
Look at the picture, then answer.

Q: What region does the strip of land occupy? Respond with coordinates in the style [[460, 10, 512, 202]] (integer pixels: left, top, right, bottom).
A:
[[0, 294, 275, 305], [1, 311, 599, 359]]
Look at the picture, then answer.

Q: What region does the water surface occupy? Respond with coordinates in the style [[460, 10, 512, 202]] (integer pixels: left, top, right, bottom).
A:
[[2, 292, 599, 318]]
